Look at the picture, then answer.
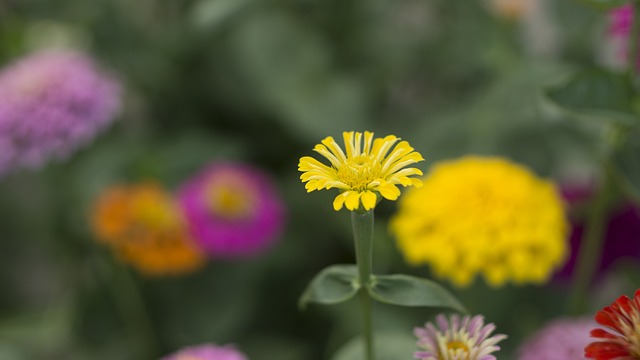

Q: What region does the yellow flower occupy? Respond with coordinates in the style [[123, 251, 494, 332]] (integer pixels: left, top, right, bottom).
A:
[[91, 183, 206, 276], [390, 156, 568, 287], [298, 131, 425, 211], [485, 0, 534, 20]]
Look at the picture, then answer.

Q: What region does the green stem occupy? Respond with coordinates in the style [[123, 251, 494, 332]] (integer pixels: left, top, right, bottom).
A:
[[629, 0, 640, 81], [568, 166, 614, 314], [97, 254, 159, 358], [351, 211, 375, 360]]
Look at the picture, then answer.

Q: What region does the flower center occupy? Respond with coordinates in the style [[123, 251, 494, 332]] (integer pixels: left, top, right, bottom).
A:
[[446, 340, 469, 352], [132, 195, 176, 230], [336, 155, 382, 191], [204, 174, 257, 220], [629, 322, 640, 357]]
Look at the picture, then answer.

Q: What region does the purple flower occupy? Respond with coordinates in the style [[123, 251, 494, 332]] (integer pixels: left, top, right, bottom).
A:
[[160, 343, 248, 360], [0, 50, 120, 174], [178, 162, 285, 257], [609, 5, 632, 37], [607, 5, 640, 69], [517, 317, 596, 360], [556, 184, 640, 280], [414, 313, 506, 360]]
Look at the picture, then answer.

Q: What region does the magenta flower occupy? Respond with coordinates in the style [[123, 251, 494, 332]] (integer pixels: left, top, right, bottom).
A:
[[517, 317, 596, 360], [0, 50, 120, 175], [556, 184, 640, 281], [608, 5, 640, 68], [178, 162, 285, 257], [414, 313, 506, 360], [160, 343, 248, 360], [610, 5, 632, 37]]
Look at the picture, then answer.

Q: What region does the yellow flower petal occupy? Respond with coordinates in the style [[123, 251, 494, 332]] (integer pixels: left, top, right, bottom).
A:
[[361, 191, 377, 210], [345, 191, 361, 210], [333, 192, 349, 211], [378, 183, 401, 200]]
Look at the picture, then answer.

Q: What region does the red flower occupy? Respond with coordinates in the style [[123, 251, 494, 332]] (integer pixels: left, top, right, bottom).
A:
[[585, 289, 640, 359]]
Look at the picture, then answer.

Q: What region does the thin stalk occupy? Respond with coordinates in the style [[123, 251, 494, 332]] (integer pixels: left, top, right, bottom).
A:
[[568, 166, 614, 314], [96, 254, 159, 358], [629, 0, 640, 80], [351, 211, 375, 360]]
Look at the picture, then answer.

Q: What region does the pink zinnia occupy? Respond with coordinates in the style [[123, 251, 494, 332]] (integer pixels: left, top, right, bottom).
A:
[[518, 317, 596, 360], [178, 162, 285, 257], [414, 313, 506, 360], [0, 50, 120, 175], [160, 343, 248, 360]]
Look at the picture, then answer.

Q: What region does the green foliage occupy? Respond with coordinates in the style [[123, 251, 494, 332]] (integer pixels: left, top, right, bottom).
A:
[[368, 274, 465, 312], [299, 265, 360, 310], [545, 68, 638, 126], [613, 127, 640, 202], [572, 0, 629, 11], [330, 333, 416, 360]]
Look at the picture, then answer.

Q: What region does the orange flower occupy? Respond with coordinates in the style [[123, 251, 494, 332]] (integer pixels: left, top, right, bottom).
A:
[[91, 183, 205, 276]]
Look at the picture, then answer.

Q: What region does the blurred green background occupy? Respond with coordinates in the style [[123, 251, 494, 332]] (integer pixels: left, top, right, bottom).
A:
[[0, 0, 638, 359]]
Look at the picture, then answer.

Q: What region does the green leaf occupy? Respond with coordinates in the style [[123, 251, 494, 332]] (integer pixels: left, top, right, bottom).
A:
[[331, 332, 417, 360], [545, 68, 638, 125], [299, 265, 359, 310], [190, 0, 256, 32], [572, 0, 628, 11], [368, 274, 465, 312], [613, 128, 640, 202]]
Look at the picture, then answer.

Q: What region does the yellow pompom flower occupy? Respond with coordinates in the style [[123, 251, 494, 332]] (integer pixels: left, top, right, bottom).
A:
[[298, 131, 425, 211], [91, 183, 206, 276], [390, 156, 568, 287]]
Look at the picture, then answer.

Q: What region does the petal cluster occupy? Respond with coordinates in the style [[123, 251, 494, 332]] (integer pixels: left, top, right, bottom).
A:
[[414, 313, 506, 360], [178, 162, 285, 257], [160, 343, 248, 360], [518, 317, 596, 360], [91, 183, 205, 276], [585, 289, 640, 359], [390, 156, 568, 287], [0, 50, 120, 175], [298, 131, 424, 211]]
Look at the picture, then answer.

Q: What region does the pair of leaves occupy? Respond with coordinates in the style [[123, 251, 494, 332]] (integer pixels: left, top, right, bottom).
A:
[[299, 265, 465, 312], [545, 67, 640, 203], [545, 67, 637, 126]]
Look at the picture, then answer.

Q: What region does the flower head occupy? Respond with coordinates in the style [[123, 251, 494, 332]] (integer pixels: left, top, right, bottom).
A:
[[606, 5, 640, 70], [0, 50, 120, 175], [390, 156, 568, 287], [585, 289, 640, 359], [298, 131, 424, 211], [518, 317, 597, 360], [160, 343, 248, 360], [610, 5, 633, 37], [485, 0, 534, 20], [414, 313, 506, 360], [178, 162, 285, 257], [91, 183, 205, 276]]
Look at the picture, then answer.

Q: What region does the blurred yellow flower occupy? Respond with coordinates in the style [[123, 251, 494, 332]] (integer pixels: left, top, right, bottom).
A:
[[298, 131, 424, 211], [390, 156, 568, 287], [92, 183, 205, 276], [485, 0, 534, 20]]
